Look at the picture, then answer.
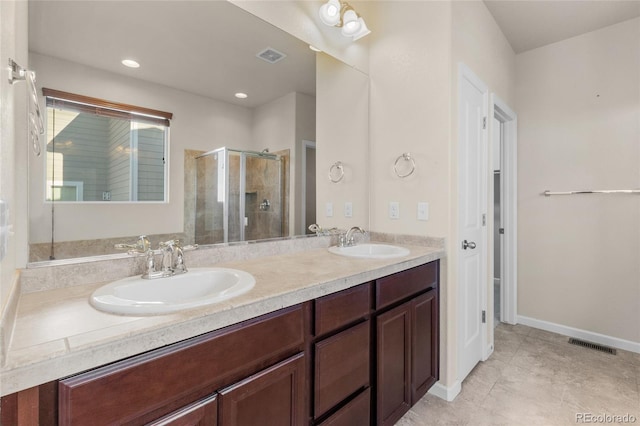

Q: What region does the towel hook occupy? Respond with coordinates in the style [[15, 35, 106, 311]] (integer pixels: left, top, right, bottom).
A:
[[394, 153, 415, 178], [328, 161, 344, 183]]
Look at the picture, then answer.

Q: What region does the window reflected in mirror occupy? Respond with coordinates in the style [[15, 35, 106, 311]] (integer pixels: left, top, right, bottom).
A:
[[44, 89, 172, 202]]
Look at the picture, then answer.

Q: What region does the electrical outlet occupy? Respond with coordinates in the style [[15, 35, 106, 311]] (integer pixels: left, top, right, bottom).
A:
[[417, 202, 429, 221], [389, 201, 400, 219], [325, 202, 333, 217]]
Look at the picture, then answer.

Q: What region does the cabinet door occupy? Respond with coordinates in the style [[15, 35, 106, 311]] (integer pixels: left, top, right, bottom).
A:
[[218, 353, 305, 426], [376, 302, 411, 426], [147, 394, 217, 426], [411, 289, 439, 405]]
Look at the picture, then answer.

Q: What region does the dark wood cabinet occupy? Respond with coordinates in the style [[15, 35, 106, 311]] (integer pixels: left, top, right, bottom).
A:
[[315, 284, 371, 337], [317, 388, 371, 426], [58, 304, 306, 425], [312, 283, 371, 423], [375, 263, 439, 426], [376, 302, 412, 426], [218, 353, 306, 426], [314, 321, 370, 418], [147, 394, 218, 426], [411, 290, 439, 403]]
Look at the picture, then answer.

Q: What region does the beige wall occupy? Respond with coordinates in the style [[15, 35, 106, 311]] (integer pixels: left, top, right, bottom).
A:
[[0, 1, 28, 313], [293, 92, 317, 235], [316, 54, 369, 230], [369, 1, 452, 238], [516, 18, 640, 343], [252, 91, 316, 236]]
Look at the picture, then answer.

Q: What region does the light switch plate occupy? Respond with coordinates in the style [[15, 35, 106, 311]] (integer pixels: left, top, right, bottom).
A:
[[344, 202, 353, 218], [417, 202, 429, 221], [389, 201, 400, 219], [325, 202, 333, 217]]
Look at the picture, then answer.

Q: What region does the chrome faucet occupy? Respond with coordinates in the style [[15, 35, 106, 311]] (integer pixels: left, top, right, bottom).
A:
[[115, 236, 197, 279], [339, 226, 366, 247]]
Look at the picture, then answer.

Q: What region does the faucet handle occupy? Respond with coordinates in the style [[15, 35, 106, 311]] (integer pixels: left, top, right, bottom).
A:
[[159, 239, 180, 249], [115, 235, 151, 255]]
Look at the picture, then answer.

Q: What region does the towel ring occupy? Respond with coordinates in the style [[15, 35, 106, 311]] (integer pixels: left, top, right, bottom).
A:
[[328, 161, 344, 183], [394, 153, 415, 178]]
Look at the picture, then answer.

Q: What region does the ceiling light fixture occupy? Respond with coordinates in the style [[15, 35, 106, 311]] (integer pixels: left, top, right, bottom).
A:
[[121, 59, 140, 68], [318, 0, 371, 41], [235, 92, 248, 99]]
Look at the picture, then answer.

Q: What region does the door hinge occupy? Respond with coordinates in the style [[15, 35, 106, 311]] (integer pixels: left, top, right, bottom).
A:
[[499, 228, 505, 234], [482, 214, 486, 226], [482, 310, 486, 323], [482, 117, 487, 130]]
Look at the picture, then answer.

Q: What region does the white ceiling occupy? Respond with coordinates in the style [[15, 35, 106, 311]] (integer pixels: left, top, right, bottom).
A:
[[484, 0, 640, 53], [28, 1, 316, 108]]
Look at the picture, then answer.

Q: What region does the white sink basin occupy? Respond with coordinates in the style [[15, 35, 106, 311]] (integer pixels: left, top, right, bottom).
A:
[[90, 267, 255, 315], [328, 243, 410, 259]]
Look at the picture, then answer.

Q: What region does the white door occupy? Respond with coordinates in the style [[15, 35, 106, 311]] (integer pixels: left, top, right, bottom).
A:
[[457, 64, 488, 382]]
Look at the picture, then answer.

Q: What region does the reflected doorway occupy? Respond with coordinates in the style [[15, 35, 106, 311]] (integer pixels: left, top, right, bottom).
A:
[[301, 140, 316, 234]]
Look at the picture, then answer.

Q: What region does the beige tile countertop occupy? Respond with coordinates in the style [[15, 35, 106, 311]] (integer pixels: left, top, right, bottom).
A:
[[1, 243, 444, 396]]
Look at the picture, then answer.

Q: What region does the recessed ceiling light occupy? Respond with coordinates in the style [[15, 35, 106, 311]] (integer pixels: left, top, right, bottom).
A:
[[121, 59, 140, 68], [235, 92, 248, 99], [309, 45, 322, 52]]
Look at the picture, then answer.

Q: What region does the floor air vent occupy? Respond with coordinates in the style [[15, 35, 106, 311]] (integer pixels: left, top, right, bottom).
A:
[[568, 338, 616, 355]]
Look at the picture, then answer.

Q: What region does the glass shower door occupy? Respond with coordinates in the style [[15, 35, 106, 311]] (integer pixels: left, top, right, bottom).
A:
[[195, 151, 225, 245]]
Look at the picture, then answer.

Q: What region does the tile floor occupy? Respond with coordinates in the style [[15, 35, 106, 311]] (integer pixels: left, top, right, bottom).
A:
[[399, 324, 640, 425]]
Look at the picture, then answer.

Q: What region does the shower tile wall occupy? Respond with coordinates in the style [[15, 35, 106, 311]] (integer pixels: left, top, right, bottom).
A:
[[245, 156, 276, 241], [189, 149, 289, 246]]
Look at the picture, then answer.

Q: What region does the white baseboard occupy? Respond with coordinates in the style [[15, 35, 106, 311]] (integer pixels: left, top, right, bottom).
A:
[[517, 315, 640, 354], [428, 380, 461, 402]]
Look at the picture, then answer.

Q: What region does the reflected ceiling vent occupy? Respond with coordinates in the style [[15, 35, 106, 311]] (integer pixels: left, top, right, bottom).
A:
[[256, 47, 287, 64]]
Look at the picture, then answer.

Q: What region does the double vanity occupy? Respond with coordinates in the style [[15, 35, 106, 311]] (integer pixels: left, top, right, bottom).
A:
[[1, 236, 444, 425]]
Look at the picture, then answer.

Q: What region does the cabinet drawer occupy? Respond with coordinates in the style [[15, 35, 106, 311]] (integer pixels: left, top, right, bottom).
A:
[[376, 261, 438, 310], [317, 387, 370, 426], [314, 320, 370, 418], [147, 394, 218, 426], [59, 304, 305, 426], [315, 283, 371, 336]]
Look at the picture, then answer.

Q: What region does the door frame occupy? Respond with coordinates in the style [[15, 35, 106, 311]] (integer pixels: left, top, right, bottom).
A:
[[457, 63, 489, 379], [489, 95, 518, 326], [300, 140, 316, 235]]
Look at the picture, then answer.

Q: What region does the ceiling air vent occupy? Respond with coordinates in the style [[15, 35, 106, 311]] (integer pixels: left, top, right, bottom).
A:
[[256, 47, 287, 64]]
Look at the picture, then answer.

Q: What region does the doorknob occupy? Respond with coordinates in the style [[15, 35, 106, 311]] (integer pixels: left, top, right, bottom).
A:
[[462, 240, 476, 250]]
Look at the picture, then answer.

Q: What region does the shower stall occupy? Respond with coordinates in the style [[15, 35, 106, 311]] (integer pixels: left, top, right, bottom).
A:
[[195, 147, 284, 245]]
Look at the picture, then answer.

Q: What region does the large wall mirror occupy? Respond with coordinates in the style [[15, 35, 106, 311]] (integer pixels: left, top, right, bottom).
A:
[[27, 1, 370, 263]]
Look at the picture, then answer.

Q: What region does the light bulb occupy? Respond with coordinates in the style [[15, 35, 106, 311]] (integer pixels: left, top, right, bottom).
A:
[[341, 10, 361, 36], [319, 0, 341, 26]]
